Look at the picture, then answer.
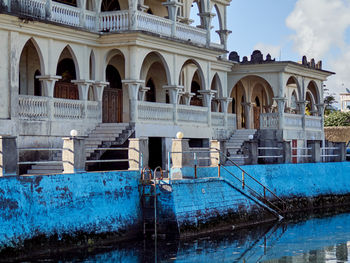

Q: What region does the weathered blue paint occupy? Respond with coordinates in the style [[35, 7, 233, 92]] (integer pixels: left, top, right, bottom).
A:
[[0, 171, 141, 250]]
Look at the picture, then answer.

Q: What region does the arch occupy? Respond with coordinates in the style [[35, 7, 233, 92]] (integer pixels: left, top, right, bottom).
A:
[[228, 74, 274, 98], [56, 45, 80, 80], [18, 39, 44, 96], [179, 59, 206, 90], [140, 51, 171, 85], [305, 80, 320, 105]]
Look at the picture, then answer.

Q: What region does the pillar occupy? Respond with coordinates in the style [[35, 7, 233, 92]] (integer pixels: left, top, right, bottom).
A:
[[296, 100, 307, 129], [0, 136, 18, 176], [336, 142, 346, 162], [163, 85, 183, 124], [138, 86, 150, 101], [62, 136, 86, 174], [280, 141, 291, 164], [72, 80, 94, 119], [122, 80, 145, 123], [199, 90, 217, 126], [129, 0, 138, 30], [216, 29, 231, 51], [273, 97, 287, 130], [171, 138, 191, 179], [210, 140, 220, 166], [309, 140, 321, 163], [182, 91, 195, 105], [37, 75, 62, 120], [218, 97, 232, 128], [128, 138, 149, 171], [162, 0, 182, 37], [198, 12, 215, 46], [242, 102, 253, 129], [92, 81, 109, 102], [45, 0, 52, 19]]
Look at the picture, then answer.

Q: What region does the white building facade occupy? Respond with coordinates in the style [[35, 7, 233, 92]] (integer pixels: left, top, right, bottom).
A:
[[0, 0, 333, 171]]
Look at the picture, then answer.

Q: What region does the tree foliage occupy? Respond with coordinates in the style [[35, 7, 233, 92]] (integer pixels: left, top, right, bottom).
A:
[[324, 111, 350, 127]]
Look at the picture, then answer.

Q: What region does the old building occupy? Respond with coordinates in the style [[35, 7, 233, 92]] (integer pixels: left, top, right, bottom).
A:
[[0, 0, 333, 173]]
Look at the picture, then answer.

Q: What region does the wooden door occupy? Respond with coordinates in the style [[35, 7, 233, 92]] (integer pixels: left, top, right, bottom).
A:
[[54, 82, 79, 100], [253, 106, 260, 129], [102, 87, 123, 123]]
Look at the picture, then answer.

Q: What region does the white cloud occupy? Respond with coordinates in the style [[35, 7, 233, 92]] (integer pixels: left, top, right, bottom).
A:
[[253, 43, 281, 60], [286, 0, 350, 60]]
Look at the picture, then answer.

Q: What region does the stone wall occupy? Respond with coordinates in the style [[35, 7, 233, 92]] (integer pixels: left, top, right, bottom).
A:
[[0, 171, 141, 251], [325, 127, 350, 143]]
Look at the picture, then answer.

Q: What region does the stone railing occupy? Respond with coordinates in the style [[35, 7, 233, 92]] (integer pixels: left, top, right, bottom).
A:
[[18, 95, 101, 121], [211, 112, 225, 127], [177, 104, 208, 124], [305, 115, 322, 130], [260, 113, 279, 129], [284, 113, 303, 129], [53, 98, 84, 119], [18, 95, 48, 120], [175, 22, 206, 45], [6, 1, 213, 47], [51, 1, 80, 27], [137, 12, 173, 37], [137, 101, 173, 123], [99, 10, 129, 32]]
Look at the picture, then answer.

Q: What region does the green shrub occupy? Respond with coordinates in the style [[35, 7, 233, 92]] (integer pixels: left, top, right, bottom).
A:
[[324, 111, 350, 127]]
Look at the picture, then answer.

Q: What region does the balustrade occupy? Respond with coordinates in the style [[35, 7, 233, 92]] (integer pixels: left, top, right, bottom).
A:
[[18, 95, 48, 120], [284, 113, 303, 129], [86, 101, 101, 120], [99, 11, 129, 32], [51, 2, 80, 27], [260, 113, 279, 129], [137, 12, 173, 37], [227, 114, 237, 128], [305, 116, 322, 130], [176, 23, 207, 45], [16, 0, 46, 19], [53, 98, 84, 120], [177, 104, 208, 124], [137, 101, 173, 123]]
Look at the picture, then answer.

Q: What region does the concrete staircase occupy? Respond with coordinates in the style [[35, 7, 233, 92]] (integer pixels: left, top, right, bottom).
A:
[[225, 129, 257, 166], [26, 123, 134, 175]]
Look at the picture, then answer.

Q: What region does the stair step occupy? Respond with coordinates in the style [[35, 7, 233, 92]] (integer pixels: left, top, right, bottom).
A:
[[98, 123, 129, 128], [27, 169, 63, 174]]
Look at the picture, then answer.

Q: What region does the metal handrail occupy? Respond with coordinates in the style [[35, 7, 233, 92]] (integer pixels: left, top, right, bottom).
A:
[[85, 159, 130, 163], [219, 165, 284, 214], [217, 150, 286, 212]]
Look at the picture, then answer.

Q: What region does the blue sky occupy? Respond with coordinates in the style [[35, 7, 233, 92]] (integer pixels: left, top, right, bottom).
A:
[[207, 0, 350, 106]]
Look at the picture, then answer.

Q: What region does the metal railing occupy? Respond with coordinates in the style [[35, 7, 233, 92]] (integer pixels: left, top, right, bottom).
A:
[[258, 147, 283, 159], [85, 147, 131, 164], [17, 147, 66, 166]]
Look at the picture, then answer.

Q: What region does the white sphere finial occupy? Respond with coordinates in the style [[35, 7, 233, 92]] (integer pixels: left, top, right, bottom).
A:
[[176, 131, 184, 139], [248, 135, 254, 140], [70, 129, 78, 137]]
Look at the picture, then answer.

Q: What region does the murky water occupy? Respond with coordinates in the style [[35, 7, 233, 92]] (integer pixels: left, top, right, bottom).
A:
[[8, 212, 350, 262]]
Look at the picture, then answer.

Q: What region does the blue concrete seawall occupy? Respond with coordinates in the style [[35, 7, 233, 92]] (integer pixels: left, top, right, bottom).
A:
[[0, 171, 141, 250]]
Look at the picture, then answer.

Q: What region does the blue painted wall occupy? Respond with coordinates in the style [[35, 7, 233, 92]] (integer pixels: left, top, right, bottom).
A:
[[0, 171, 141, 250]]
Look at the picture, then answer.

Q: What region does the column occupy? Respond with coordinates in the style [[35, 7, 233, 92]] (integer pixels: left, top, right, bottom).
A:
[[171, 137, 191, 179], [37, 75, 62, 120], [309, 140, 321, 163], [137, 0, 149, 12], [0, 136, 18, 176], [216, 29, 231, 51], [163, 85, 183, 124], [218, 97, 232, 128], [273, 97, 287, 130], [241, 102, 253, 129], [129, 0, 138, 30], [62, 136, 86, 174], [198, 12, 215, 46], [128, 138, 149, 170], [163, 0, 182, 37], [243, 140, 258, 165], [72, 80, 94, 119], [182, 91, 195, 105], [122, 80, 145, 123], [280, 141, 291, 164], [92, 81, 108, 121], [45, 0, 52, 19], [296, 100, 307, 130], [199, 90, 217, 126]]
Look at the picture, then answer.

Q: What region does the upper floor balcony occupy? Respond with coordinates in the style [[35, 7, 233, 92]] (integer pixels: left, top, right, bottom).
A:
[[2, 0, 228, 49]]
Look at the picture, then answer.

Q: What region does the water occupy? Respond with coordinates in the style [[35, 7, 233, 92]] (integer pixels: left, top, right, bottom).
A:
[[7, 212, 350, 262]]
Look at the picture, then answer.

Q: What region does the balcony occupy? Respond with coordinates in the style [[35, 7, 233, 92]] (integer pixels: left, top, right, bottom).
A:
[[6, 0, 217, 48]]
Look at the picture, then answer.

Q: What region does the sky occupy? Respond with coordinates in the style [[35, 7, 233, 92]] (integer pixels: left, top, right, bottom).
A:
[[210, 0, 350, 107]]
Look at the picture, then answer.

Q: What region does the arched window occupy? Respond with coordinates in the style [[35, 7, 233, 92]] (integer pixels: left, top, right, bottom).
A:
[[190, 81, 202, 106], [255, 96, 260, 107]]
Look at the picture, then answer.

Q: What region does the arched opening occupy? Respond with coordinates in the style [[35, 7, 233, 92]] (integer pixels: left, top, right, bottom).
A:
[[55, 51, 78, 100], [210, 74, 222, 112], [179, 60, 205, 107], [285, 77, 300, 114], [89, 51, 95, 80], [229, 82, 246, 129], [210, 5, 222, 44], [140, 52, 170, 103], [146, 78, 156, 102], [306, 81, 320, 116], [251, 83, 271, 129], [53, 0, 77, 7], [101, 0, 120, 11], [103, 65, 123, 123], [18, 39, 43, 96]]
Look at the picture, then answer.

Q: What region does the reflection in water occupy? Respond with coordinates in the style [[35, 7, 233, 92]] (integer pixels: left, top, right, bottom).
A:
[[14, 212, 350, 262]]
